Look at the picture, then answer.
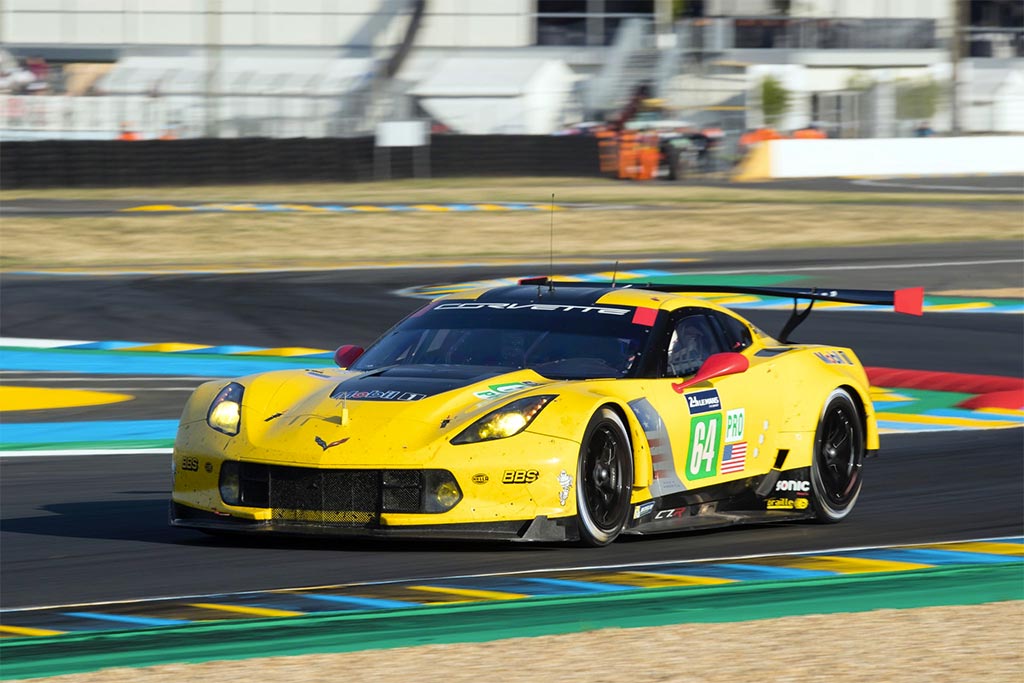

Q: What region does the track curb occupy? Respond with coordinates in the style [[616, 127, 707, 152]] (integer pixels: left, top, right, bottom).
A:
[[2, 563, 1021, 680]]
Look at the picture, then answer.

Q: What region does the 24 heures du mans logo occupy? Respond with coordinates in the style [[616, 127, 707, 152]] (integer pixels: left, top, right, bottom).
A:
[[684, 389, 721, 415]]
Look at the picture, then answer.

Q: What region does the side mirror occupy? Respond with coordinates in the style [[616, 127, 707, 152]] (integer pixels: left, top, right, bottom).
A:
[[672, 352, 749, 392], [333, 345, 365, 369]]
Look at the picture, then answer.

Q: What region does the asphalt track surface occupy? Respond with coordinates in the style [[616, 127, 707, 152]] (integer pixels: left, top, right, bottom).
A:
[[1, 241, 1022, 610]]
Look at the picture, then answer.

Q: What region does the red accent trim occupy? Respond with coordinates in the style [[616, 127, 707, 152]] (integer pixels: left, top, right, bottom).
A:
[[894, 286, 924, 316], [866, 367, 1022, 394], [866, 366, 1024, 411], [632, 306, 658, 326], [959, 390, 1024, 411]]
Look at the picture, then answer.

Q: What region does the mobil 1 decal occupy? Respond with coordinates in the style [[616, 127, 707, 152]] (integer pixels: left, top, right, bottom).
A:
[[687, 413, 722, 481]]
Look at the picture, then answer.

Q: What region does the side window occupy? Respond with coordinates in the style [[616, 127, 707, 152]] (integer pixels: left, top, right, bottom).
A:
[[665, 314, 726, 377], [709, 311, 753, 352]]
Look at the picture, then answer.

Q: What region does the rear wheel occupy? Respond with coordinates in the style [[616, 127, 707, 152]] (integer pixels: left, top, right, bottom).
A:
[[576, 408, 633, 546], [810, 388, 865, 522]]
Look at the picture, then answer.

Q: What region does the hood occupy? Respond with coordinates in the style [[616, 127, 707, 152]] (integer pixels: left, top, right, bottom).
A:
[[241, 365, 559, 467]]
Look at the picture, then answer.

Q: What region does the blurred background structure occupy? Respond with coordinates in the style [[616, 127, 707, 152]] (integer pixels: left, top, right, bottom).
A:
[[2, 0, 1022, 140], [0, 1, 1021, 185]]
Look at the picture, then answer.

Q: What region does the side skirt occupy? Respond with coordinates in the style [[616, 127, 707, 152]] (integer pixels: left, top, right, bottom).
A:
[[625, 467, 815, 535]]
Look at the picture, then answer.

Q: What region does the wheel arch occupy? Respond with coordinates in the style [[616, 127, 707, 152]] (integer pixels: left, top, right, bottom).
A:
[[838, 382, 879, 452], [595, 399, 648, 493]]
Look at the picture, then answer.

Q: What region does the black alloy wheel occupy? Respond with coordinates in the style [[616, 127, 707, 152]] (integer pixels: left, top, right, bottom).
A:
[[576, 408, 633, 546], [810, 388, 865, 522]]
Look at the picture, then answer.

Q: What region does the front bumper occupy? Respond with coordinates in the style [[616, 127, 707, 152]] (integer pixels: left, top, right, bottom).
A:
[[170, 502, 577, 542]]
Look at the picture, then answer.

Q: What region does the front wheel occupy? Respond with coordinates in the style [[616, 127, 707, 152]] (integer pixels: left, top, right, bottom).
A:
[[809, 388, 865, 522], [576, 408, 633, 546]]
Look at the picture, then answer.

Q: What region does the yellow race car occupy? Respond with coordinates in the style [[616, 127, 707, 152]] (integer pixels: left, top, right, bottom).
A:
[[170, 280, 923, 545]]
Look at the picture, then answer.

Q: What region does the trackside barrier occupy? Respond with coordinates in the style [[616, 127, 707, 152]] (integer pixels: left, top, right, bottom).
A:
[[1, 563, 1021, 680], [732, 136, 1024, 181], [0, 135, 602, 189]]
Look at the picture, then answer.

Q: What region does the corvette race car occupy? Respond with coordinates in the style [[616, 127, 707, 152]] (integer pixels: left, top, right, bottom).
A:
[[171, 280, 923, 545]]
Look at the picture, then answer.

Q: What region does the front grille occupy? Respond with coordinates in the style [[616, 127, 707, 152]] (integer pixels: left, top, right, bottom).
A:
[[235, 463, 446, 526]]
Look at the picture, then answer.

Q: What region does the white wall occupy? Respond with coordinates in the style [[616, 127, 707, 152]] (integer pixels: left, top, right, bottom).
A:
[[766, 136, 1024, 178]]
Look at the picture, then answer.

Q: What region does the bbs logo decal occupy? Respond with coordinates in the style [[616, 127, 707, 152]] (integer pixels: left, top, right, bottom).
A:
[[685, 389, 721, 415], [687, 414, 722, 481], [725, 408, 745, 442], [181, 456, 199, 472], [502, 470, 539, 484]]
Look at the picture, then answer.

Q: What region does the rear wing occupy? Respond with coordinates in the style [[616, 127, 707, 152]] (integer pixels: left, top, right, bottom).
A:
[[518, 278, 924, 343]]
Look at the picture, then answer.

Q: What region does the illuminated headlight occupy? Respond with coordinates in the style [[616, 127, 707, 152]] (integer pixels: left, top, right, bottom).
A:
[[207, 382, 244, 436], [451, 395, 555, 445]]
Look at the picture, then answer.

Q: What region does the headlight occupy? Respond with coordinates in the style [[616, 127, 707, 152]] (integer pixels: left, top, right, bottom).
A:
[[451, 395, 555, 445], [219, 461, 241, 505], [207, 382, 244, 436]]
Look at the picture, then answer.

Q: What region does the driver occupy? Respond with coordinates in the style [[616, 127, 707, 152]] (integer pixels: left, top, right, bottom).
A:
[[668, 319, 708, 376]]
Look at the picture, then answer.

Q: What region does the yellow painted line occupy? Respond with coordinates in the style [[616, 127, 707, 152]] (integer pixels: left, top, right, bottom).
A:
[[120, 204, 193, 212], [0, 386, 133, 411], [869, 387, 913, 402], [408, 586, 527, 601], [977, 407, 1024, 417], [348, 205, 392, 212], [189, 603, 304, 617], [237, 347, 330, 357], [875, 412, 1021, 430], [410, 204, 451, 212], [0, 624, 66, 637], [915, 541, 1024, 557], [765, 556, 931, 574], [617, 571, 735, 587], [475, 204, 511, 211], [119, 342, 212, 353], [926, 302, 993, 311], [223, 204, 259, 211]]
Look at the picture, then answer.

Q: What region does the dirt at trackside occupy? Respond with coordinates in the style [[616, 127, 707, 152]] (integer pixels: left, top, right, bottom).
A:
[[21, 601, 1024, 683]]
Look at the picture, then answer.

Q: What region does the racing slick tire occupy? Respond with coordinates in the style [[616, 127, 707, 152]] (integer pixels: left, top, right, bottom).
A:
[[809, 388, 865, 523], [576, 407, 633, 546]]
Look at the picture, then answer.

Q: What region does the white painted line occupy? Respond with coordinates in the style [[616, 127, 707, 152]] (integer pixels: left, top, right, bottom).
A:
[[852, 178, 1023, 192], [0, 337, 93, 348], [0, 373, 218, 381], [6, 533, 1019, 613], [681, 258, 1024, 276], [0, 448, 172, 458]]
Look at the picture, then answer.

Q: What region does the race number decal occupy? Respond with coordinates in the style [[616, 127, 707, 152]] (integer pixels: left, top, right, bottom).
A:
[[687, 414, 722, 481]]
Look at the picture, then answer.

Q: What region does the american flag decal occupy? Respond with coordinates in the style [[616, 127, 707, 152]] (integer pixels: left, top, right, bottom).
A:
[[720, 442, 747, 474]]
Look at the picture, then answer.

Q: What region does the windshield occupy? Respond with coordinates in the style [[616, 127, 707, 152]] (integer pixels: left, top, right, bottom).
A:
[[351, 299, 655, 380]]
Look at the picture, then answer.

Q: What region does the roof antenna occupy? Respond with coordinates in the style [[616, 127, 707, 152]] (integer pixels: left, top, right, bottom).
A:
[[611, 260, 620, 287], [548, 193, 555, 293]]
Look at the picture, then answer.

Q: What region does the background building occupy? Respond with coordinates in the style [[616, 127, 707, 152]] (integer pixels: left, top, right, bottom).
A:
[[1, 0, 1020, 140]]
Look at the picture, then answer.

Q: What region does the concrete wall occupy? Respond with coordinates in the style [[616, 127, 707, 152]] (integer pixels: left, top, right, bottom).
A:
[[734, 136, 1024, 180]]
